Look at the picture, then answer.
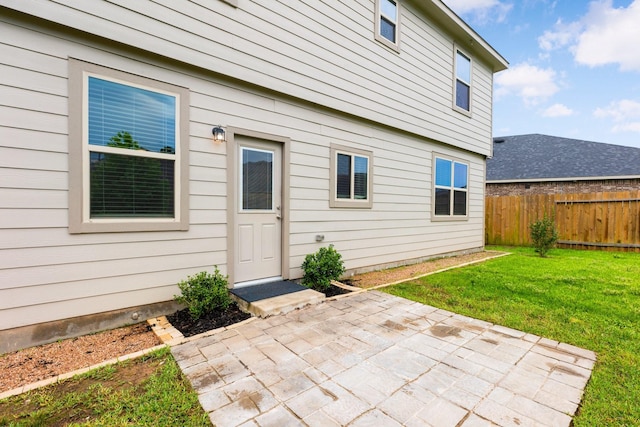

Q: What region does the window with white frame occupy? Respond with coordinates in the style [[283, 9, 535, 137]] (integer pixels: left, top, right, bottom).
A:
[[375, 0, 400, 50], [433, 156, 468, 218], [330, 144, 373, 208], [454, 49, 472, 113], [68, 59, 189, 233]]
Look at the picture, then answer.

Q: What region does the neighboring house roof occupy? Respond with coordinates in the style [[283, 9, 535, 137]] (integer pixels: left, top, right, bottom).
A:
[[487, 134, 640, 182]]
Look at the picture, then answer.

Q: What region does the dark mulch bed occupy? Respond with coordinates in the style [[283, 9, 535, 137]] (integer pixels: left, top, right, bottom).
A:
[[167, 304, 251, 338], [168, 285, 351, 338], [323, 285, 352, 298]]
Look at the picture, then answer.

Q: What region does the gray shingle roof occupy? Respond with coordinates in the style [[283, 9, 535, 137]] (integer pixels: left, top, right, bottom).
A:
[[487, 134, 640, 181]]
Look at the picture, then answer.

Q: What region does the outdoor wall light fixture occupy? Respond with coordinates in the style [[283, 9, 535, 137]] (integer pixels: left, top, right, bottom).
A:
[[212, 125, 226, 143]]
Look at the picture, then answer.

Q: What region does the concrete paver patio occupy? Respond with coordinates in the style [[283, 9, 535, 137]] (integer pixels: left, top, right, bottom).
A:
[[172, 291, 595, 426]]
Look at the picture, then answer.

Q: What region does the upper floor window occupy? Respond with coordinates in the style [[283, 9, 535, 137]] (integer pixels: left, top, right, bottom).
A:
[[69, 59, 189, 233], [375, 0, 400, 51], [433, 155, 468, 219], [330, 144, 373, 208], [454, 49, 472, 114]]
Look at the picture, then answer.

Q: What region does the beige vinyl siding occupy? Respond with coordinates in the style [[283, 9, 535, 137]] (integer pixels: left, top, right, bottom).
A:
[[1, 287, 181, 329], [0, 8, 487, 331], [0, 225, 227, 250], [0, 0, 498, 156], [0, 17, 231, 329], [286, 105, 486, 277]]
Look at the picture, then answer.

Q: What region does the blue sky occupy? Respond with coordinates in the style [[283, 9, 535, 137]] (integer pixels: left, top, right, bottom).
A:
[[443, 0, 640, 148]]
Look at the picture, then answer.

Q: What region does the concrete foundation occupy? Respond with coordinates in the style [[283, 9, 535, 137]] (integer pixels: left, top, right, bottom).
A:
[[0, 300, 181, 354]]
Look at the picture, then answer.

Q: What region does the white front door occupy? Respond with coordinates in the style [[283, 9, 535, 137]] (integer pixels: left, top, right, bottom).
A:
[[234, 137, 282, 284]]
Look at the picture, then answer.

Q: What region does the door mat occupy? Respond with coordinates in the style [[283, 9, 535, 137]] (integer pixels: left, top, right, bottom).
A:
[[230, 280, 308, 303]]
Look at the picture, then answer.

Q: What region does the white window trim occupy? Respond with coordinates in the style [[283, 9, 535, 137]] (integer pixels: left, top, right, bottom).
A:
[[375, 0, 401, 52], [453, 46, 473, 117], [329, 144, 373, 209], [431, 154, 469, 221], [68, 58, 190, 233]]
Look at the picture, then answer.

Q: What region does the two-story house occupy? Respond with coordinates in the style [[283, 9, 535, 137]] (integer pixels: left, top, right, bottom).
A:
[[0, 0, 507, 352]]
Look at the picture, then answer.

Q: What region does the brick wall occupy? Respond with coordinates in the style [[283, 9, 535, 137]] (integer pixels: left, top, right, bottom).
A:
[[486, 179, 640, 197]]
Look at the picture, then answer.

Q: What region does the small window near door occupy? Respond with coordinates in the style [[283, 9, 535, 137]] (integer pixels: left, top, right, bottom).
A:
[[433, 155, 468, 219], [375, 0, 400, 51], [241, 147, 274, 211], [330, 144, 373, 208]]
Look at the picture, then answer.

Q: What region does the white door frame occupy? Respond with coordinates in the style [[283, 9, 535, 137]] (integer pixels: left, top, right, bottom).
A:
[[226, 127, 290, 287]]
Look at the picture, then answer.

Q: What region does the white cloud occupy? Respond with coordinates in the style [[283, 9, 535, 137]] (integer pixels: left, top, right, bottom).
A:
[[443, 0, 513, 24], [575, 0, 640, 71], [445, 0, 502, 14], [538, 19, 581, 51], [495, 63, 559, 105], [612, 122, 640, 133], [594, 99, 640, 134], [538, 0, 640, 72], [542, 103, 574, 117], [594, 99, 640, 121]]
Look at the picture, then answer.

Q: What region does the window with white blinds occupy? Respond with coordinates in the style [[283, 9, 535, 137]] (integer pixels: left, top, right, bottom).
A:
[[68, 59, 189, 233], [88, 76, 177, 218]]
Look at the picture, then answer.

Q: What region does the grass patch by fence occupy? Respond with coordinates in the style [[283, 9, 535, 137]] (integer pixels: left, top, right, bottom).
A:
[[383, 246, 640, 426]]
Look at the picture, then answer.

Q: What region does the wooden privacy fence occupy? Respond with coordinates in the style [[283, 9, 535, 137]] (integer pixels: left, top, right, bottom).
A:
[[485, 191, 640, 252]]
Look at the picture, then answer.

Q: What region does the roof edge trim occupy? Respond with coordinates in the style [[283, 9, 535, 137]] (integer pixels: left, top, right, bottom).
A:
[[487, 175, 640, 184], [420, 0, 508, 72]]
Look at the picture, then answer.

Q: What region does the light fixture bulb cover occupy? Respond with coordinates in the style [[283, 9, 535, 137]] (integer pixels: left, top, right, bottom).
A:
[[212, 125, 225, 142]]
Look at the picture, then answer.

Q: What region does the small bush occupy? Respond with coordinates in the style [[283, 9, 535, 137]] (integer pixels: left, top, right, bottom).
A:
[[174, 267, 232, 319], [301, 245, 346, 292], [529, 214, 559, 257]]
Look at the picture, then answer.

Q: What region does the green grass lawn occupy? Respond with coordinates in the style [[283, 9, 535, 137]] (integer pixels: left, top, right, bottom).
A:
[[384, 246, 640, 426], [0, 347, 209, 427]]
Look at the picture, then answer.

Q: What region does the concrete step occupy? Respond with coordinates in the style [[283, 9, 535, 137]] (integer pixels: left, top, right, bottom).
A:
[[233, 288, 325, 317], [230, 280, 325, 317]]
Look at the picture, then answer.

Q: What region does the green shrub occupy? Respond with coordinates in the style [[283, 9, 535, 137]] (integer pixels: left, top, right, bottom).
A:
[[529, 214, 559, 257], [301, 245, 346, 292], [174, 267, 232, 319]]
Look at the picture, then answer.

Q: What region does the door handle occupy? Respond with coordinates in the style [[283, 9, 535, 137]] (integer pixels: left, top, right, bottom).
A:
[[276, 206, 281, 220]]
